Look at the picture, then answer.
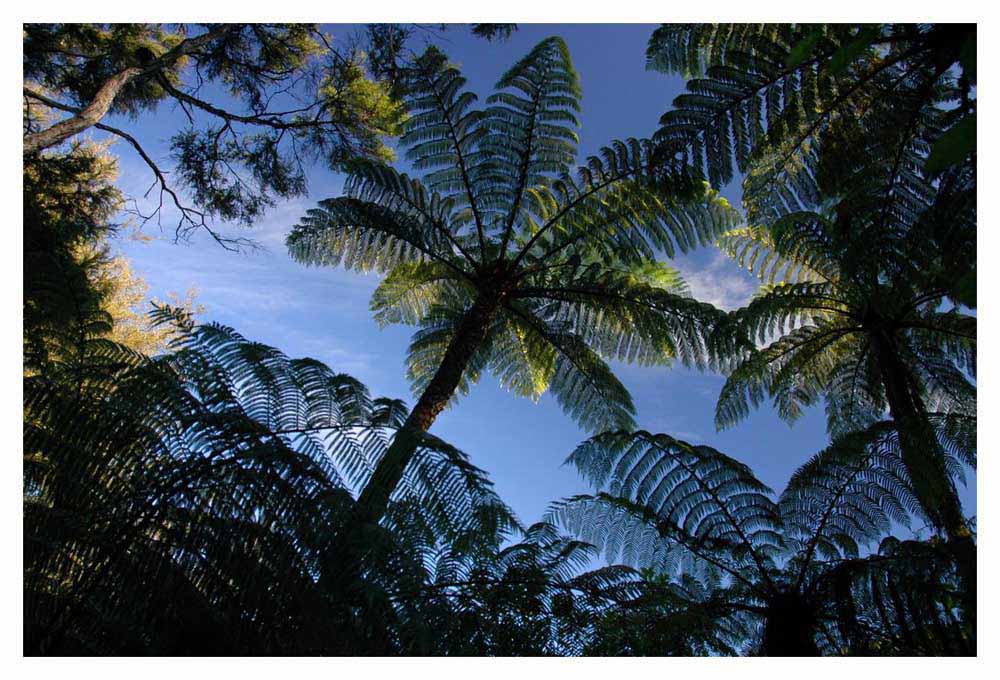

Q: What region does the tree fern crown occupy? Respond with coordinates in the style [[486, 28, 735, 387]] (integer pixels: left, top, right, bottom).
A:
[[287, 37, 740, 433]]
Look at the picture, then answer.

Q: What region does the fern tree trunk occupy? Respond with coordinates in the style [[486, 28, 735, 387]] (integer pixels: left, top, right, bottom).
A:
[[760, 594, 820, 656], [353, 296, 501, 525], [871, 331, 976, 635]]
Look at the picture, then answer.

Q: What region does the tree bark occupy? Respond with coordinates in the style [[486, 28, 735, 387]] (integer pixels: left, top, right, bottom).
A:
[[871, 332, 967, 535], [871, 330, 976, 639], [23, 25, 235, 154], [353, 296, 500, 525], [760, 594, 821, 656], [24, 68, 141, 154]]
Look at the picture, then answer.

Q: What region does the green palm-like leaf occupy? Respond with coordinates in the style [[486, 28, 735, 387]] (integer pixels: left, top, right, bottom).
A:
[[287, 196, 467, 275], [703, 95, 974, 542], [553, 431, 784, 583], [780, 423, 918, 567], [286, 37, 741, 524], [370, 261, 474, 327], [646, 24, 975, 224], [551, 422, 970, 655], [28, 300, 656, 656]]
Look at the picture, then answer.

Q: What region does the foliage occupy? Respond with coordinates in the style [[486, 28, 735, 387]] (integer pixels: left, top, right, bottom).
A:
[[287, 36, 740, 522], [707, 162, 975, 545], [23, 23, 408, 247], [713, 209, 975, 439], [23, 22, 977, 657], [76, 241, 202, 355], [471, 24, 519, 42], [646, 24, 976, 224], [550, 426, 974, 655], [23, 139, 199, 367], [24, 142, 124, 374], [647, 23, 976, 548], [24, 303, 638, 655]]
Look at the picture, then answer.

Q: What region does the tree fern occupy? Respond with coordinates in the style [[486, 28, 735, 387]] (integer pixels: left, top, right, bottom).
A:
[[26, 297, 657, 655], [550, 424, 973, 655], [646, 24, 975, 224], [287, 37, 740, 524], [712, 172, 975, 549], [27, 304, 505, 653]]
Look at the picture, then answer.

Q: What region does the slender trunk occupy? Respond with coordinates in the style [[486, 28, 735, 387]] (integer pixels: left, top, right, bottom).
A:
[[760, 594, 821, 656], [315, 296, 500, 623], [871, 331, 976, 639], [353, 296, 500, 525], [872, 333, 965, 534]]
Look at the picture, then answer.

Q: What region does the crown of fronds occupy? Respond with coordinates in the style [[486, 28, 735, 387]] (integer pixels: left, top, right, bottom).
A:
[[710, 155, 975, 435], [548, 422, 973, 654], [25, 301, 656, 654], [550, 431, 784, 587], [287, 37, 741, 433], [646, 24, 975, 224]]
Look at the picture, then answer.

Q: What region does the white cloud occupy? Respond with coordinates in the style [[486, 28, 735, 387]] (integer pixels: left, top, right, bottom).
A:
[[106, 172, 396, 388], [676, 249, 759, 311]]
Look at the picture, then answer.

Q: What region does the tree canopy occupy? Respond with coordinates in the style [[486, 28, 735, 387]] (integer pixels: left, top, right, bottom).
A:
[[23, 23, 408, 247], [22, 22, 976, 657], [287, 37, 739, 524]]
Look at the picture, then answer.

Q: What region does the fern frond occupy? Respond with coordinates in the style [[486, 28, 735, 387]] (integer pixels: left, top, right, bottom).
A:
[[648, 24, 973, 222], [287, 197, 467, 275], [781, 423, 917, 570], [517, 261, 725, 369], [716, 320, 862, 429], [502, 304, 636, 432], [370, 261, 475, 327], [483, 36, 581, 239], [516, 141, 738, 268], [817, 537, 974, 655], [559, 431, 784, 579], [25, 305, 538, 654]]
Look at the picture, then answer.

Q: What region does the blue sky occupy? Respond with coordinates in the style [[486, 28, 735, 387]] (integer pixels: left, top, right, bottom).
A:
[[98, 24, 975, 532]]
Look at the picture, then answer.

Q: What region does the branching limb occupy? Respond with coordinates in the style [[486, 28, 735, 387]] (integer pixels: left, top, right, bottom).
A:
[[23, 25, 236, 154], [23, 87, 252, 252]]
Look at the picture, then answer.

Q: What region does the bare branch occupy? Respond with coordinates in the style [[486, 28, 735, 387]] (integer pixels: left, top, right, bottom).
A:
[[23, 25, 236, 154], [24, 87, 255, 252]]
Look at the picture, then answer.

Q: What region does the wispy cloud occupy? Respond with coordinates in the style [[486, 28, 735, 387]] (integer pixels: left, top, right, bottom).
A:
[[108, 170, 402, 380], [676, 249, 759, 311]]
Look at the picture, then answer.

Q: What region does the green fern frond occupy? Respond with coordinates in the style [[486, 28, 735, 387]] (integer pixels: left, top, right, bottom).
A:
[[647, 24, 974, 222], [284, 38, 747, 523], [287, 197, 466, 275], [25, 304, 544, 654], [370, 261, 474, 328], [556, 431, 783, 580], [780, 423, 918, 568]]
